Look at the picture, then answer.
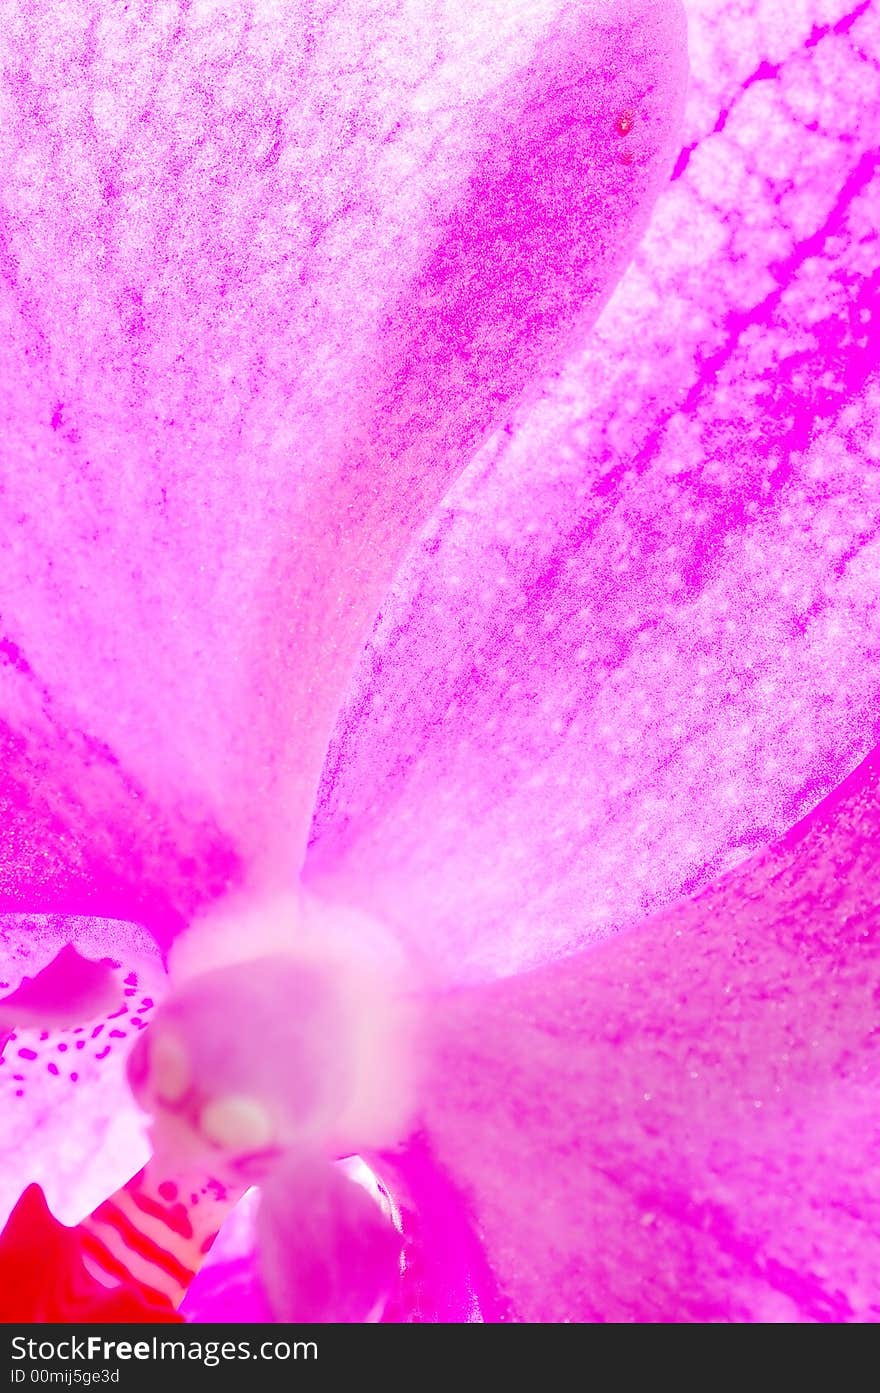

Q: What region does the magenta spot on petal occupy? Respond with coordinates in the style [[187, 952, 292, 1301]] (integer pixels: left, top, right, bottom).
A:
[[95, 1046, 111, 1060], [17, 1048, 37, 1061], [0, 945, 120, 1026], [157, 1182, 178, 1202], [47, 1062, 58, 1076]]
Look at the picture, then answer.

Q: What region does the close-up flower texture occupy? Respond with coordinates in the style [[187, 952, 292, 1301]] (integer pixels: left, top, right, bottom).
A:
[[0, 0, 878, 1327]]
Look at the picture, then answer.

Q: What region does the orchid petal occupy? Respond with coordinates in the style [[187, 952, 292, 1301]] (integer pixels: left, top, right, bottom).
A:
[[1, 0, 685, 944], [410, 748, 880, 1321], [182, 1148, 500, 1324], [309, 0, 880, 981], [256, 1155, 403, 1323]]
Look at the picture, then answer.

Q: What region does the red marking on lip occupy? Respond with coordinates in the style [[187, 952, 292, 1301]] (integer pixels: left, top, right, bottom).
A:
[[127, 1187, 195, 1241], [0, 1185, 183, 1322], [79, 1228, 181, 1312], [91, 1201, 196, 1287]]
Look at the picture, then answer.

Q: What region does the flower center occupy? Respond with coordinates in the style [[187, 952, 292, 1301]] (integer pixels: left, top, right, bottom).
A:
[[129, 889, 417, 1175], [123, 889, 418, 1320]]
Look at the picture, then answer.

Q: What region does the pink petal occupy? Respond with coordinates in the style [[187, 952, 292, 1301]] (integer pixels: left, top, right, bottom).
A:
[[1, 0, 685, 942], [413, 747, 880, 1322], [182, 1148, 503, 1323], [256, 1155, 403, 1323], [309, 0, 880, 980]]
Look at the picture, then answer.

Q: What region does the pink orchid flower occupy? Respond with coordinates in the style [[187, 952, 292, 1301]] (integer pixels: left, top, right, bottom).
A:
[[2, 0, 879, 1323]]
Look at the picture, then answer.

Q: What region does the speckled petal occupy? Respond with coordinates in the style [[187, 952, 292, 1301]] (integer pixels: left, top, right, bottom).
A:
[[0, 915, 162, 1226]]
